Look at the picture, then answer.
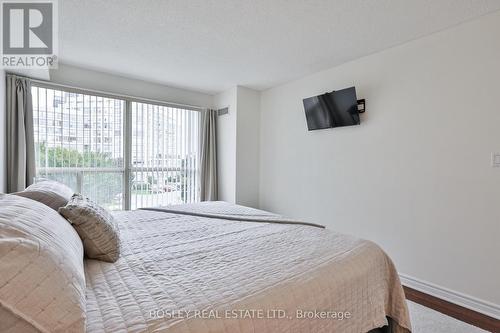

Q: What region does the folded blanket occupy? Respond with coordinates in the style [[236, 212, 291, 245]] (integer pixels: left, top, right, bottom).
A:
[[140, 201, 326, 228]]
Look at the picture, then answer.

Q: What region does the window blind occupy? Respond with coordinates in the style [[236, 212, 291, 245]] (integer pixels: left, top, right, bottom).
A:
[[32, 84, 201, 210]]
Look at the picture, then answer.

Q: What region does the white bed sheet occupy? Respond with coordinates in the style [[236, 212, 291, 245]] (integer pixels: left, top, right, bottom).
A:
[[84, 202, 411, 333]]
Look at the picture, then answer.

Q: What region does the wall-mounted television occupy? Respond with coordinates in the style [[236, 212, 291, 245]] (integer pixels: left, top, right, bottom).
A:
[[303, 86, 360, 131]]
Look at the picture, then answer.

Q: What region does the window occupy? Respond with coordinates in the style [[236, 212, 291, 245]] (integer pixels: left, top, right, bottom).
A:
[[32, 85, 201, 210], [129, 101, 200, 209]]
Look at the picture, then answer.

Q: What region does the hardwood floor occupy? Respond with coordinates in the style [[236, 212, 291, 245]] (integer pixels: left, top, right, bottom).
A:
[[403, 286, 500, 332]]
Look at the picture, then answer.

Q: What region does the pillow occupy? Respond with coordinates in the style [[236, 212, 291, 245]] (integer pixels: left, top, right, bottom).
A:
[[14, 180, 74, 211], [0, 194, 86, 333], [59, 194, 121, 263]]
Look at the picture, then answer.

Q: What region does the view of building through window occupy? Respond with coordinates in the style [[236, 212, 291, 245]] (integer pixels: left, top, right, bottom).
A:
[[32, 85, 200, 210], [130, 101, 200, 209]]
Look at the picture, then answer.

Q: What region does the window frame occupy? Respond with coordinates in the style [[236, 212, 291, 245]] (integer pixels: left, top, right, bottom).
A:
[[32, 80, 205, 210]]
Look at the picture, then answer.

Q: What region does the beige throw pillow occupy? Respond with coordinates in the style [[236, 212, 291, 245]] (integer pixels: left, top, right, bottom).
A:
[[0, 194, 86, 333], [59, 194, 121, 263], [14, 180, 74, 211]]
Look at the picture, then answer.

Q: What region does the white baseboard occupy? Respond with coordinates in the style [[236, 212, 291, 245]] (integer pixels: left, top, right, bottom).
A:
[[399, 273, 500, 320]]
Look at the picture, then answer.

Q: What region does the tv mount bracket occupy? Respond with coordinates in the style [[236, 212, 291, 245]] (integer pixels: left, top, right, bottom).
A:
[[357, 99, 366, 113]]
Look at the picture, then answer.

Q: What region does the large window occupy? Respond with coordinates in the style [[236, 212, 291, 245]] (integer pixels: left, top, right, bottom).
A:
[[32, 85, 201, 210]]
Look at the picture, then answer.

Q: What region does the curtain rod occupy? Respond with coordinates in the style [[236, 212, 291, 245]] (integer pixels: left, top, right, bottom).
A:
[[15, 74, 208, 112]]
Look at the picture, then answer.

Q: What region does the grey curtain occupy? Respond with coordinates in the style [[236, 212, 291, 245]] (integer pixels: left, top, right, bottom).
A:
[[6, 75, 35, 193], [199, 109, 218, 201]]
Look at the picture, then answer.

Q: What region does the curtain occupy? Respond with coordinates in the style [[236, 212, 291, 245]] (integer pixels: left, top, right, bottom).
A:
[[199, 109, 218, 201], [6, 75, 35, 193]]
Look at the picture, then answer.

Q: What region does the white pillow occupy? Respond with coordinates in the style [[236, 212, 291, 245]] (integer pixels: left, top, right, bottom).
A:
[[14, 180, 74, 211], [0, 194, 86, 333]]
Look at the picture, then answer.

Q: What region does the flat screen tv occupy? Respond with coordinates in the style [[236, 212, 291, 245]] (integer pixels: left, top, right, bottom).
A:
[[303, 86, 360, 131]]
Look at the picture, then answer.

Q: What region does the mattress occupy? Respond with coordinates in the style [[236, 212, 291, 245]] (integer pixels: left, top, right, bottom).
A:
[[84, 202, 411, 333]]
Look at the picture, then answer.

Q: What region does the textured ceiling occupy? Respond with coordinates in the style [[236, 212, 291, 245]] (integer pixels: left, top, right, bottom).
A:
[[59, 0, 500, 94]]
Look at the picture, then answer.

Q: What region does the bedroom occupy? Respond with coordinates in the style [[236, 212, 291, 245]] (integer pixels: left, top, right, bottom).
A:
[[0, 1, 499, 332]]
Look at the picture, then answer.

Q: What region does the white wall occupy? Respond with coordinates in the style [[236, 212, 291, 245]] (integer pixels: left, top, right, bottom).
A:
[[214, 87, 238, 203], [235, 87, 261, 207], [0, 70, 5, 192], [214, 86, 261, 206], [7, 68, 49, 81], [50, 63, 213, 108], [259, 11, 500, 307]]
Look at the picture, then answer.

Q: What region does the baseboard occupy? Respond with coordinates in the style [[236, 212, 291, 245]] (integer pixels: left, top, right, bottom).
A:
[[399, 273, 500, 320]]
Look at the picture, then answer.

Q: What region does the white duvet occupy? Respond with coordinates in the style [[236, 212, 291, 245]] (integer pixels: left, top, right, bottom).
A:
[[84, 202, 411, 333]]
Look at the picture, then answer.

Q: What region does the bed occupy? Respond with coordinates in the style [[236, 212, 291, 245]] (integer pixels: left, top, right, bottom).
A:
[[0, 194, 411, 333], [85, 202, 411, 333]]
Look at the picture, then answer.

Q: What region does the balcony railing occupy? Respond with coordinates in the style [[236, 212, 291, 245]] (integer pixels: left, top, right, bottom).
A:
[[37, 165, 199, 211]]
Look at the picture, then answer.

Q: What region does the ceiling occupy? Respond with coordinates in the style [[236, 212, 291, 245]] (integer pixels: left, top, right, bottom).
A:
[[59, 0, 500, 95]]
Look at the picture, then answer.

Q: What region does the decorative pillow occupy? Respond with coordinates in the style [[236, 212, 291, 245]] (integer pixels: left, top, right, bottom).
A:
[[59, 194, 121, 263], [14, 180, 74, 211], [0, 194, 86, 333]]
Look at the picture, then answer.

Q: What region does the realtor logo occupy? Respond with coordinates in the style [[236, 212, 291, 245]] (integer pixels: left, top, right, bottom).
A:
[[1, 0, 58, 68]]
